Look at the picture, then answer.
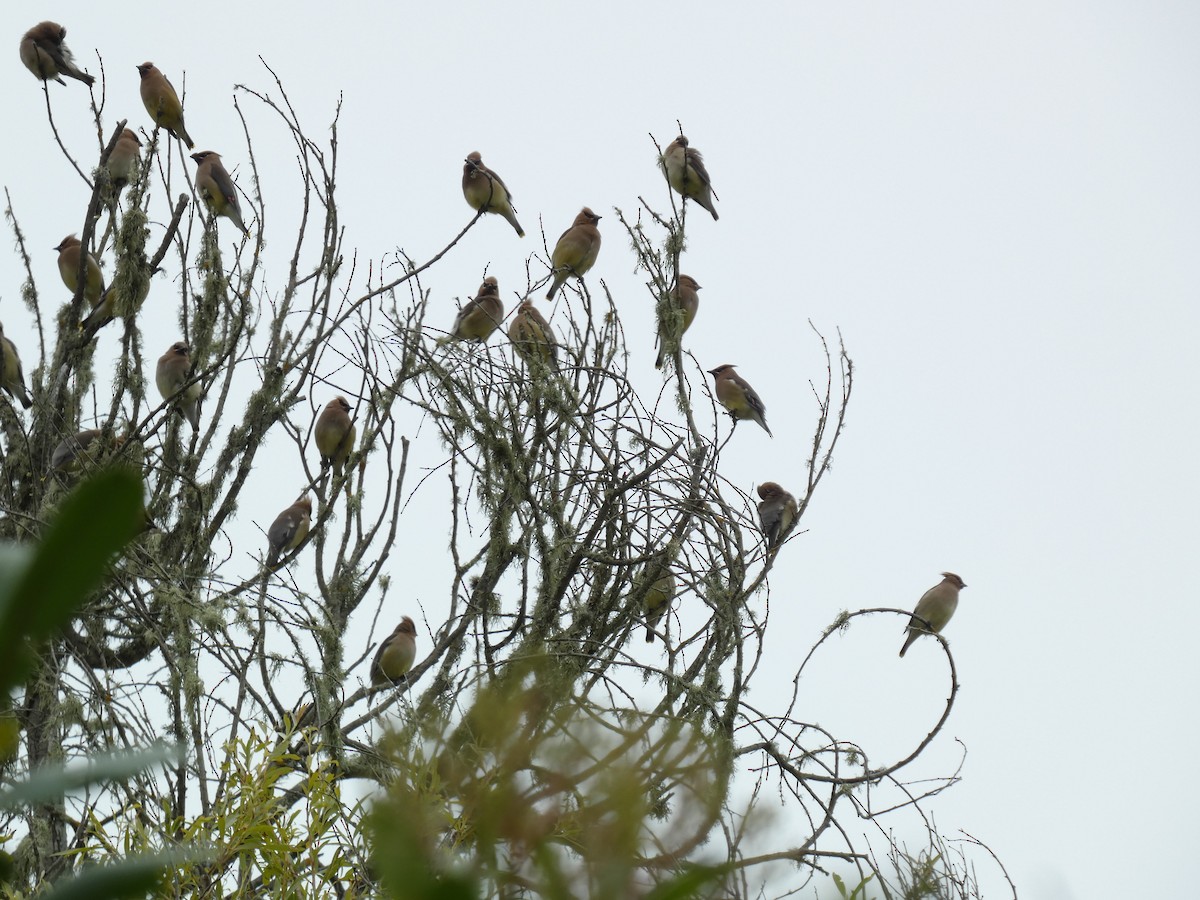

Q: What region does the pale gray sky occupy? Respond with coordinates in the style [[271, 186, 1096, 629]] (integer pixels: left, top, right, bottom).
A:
[[4, 2, 1199, 897]]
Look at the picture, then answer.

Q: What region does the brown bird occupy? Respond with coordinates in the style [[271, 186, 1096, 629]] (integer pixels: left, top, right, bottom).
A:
[[655, 274, 701, 369], [20, 22, 94, 87], [191, 151, 249, 235], [49, 429, 102, 472], [508, 300, 559, 368], [899, 573, 967, 657], [462, 152, 524, 237], [315, 396, 355, 479], [440, 276, 505, 344], [757, 482, 798, 551], [661, 135, 719, 221], [81, 286, 116, 342], [546, 207, 602, 300], [155, 342, 202, 432], [267, 496, 312, 568], [371, 616, 418, 685], [137, 62, 194, 149], [642, 570, 675, 643], [0, 324, 33, 410], [55, 235, 105, 309], [106, 129, 142, 194], [709, 364, 771, 436]]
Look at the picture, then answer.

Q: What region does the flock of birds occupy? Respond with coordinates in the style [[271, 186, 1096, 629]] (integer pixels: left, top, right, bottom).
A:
[[6, 21, 966, 691]]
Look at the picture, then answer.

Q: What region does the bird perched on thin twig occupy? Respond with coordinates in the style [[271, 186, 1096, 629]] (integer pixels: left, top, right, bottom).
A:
[[266, 496, 312, 569], [315, 397, 355, 481], [155, 341, 202, 432], [0, 323, 33, 410], [508, 300, 559, 368], [661, 135, 719, 221], [439, 276, 504, 344], [191, 151, 249, 235], [55, 235, 105, 310], [899, 572, 967, 657], [137, 62, 194, 149], [642, 570, 675, 643], [709, 364, 771, 436], [655, 275, 701, 369], [462, 152, 524, 237], [371, 617, 418, 686], [546, 207, 602, 300], [20, 22, 94, 87], [757, 482, 797, 551], [106, 129, 142, 197]]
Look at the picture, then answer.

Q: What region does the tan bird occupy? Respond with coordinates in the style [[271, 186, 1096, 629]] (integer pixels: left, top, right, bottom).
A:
[[20, 22, 94, 87], [106, 129, 142, 194], [655, 274, 701, 369], [191, 151, 249, 235], [49, 429, 102, 472], [137, 62, 194, 149], [899, 572, 967, 657], [371, 616, 418, 685], [709, 364, 771, 437], [462, 152, 524, 237], [546, 207, 602, 300], [508, 300, 559, 368], [0, 324, 33, 410], [661, 135, 719, 221], [267, 496, 312, 568], [55, 235, 105, 309], [315, 396, 355, 480], [81, 286, 115, 342], [757, 482, 798, 551], [642, 570, 675, 643], [440, 276, 505, 344], [155, 341, 202, 432]]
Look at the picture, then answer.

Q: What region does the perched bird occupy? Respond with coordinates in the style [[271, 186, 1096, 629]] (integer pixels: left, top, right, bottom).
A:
[[315, 396, 355, 479], [899, 572, 967, 657], [508, 300, 559, 368], [20, 22, 94, 87], [191, 151, 249, 235], [106, 129, 142, 195], [81, 285, 116, 343], [49, 429, 102, 472], [266, 496, 312, 568], [0, 324, 33, 410], [661, 135, 719, 221], [709, 364, 771, 436], [757, 482, 798, 551], [655, 274, 701, 369], [55, 235, 105, 309], [137, 62, 194, 149], [155, 341, 202, 432], [546, 207, 602, 300], [462, 152, 524, 237], [642, 570, 675, 643], [440, 276, 504, 344], [370, 616, 418, 685]]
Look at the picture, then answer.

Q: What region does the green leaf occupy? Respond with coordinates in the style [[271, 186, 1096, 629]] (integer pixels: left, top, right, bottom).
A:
[[0, 744, 182, 810], [644, 863, 730, 899], [40, 850, 206, 900]]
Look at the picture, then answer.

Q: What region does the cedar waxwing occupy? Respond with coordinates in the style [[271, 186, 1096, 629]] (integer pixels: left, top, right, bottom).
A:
[[155, 341, 202, 432], [756, 482, 797, 551], [191, 151, 249, 236], [440, 276, 505, 344], [20, 22, 94, 87], [55, 235, 105, 309], [370, 616, 418, 685], [266, 496, 312, 568], [899, 572, 967, 657], [315, 396, 355, 479], [49, 428, 102, 472], [0, 324, 33, 410], [80, 285, 115, 342], [661, 135, 719, 221], [508, 300, 559, 368], [462, 152, 524, 237], [643, 570, 675, 643], [708, 364, 771, 437], [106, 129, 142, 194], [546, 207, 602, 300], [655, 275, 701, 369], [137, 62, 194, 149]]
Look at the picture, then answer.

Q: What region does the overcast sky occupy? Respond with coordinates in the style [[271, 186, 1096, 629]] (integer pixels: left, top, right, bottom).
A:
[[4, 2, 1199, 897]]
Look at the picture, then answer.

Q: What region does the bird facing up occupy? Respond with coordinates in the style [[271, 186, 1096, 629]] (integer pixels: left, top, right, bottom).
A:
[[442, 276, 505, 344], [155, 341, 202, 432], [655, 274, 701, 369], [266, 496, 312, 568], [371, 617, 418, 685], [643, 570, 676, 643], [899, 572, 967, 657], [757, 482, 797, 551], [191, 151, 249, 235], [20, 22, 94, 86], [661, 135, 719, 221], [137, 62, 194, 149], [708, 364, 771, 437], [546, 207, 602, 300], [0, 324, 33, 410], [508, 300, 559, 368], [462, 152, 524, 237], [55, 235, 105, 309], [315, 396, 355, 479]]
